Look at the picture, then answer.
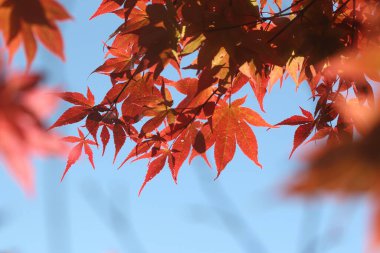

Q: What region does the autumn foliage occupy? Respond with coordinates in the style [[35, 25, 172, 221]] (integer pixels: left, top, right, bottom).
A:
[[0, 0, 380, 250], [0, 0, 70, 194], [0, 62, 65, 194], [0, 0, 70, 66], [47, 0, 379, 194]]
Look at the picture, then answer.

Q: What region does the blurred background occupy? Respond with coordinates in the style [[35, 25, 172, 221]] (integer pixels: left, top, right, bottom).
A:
[[0, 1, 372, 253]]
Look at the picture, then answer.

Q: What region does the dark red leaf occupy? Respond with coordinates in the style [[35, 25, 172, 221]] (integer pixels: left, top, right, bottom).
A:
[[290, 123, 314, 158], [86, 111, 102, 143], [100, 126, 110, 155], [113, 123, 127, 162]]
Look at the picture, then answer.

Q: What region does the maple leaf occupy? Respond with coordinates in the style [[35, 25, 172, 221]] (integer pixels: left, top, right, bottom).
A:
[[50, 88, 97, 130], [138, 150, 168, 195], [168, 121, 202, 182], [61, 128, 96, 181], [210, 97, 272, 176], [49, 106, 91, 129], [0, 0, 71, 66], [0, 68, 65, 195], [58, 87, 95, 107], [276, 107, 314, 157]]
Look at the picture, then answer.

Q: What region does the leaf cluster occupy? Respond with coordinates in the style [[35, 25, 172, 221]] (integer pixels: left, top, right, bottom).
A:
[[48, 0, 380, 193]]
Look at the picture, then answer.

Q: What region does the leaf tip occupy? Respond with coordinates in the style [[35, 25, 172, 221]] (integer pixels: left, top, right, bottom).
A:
[[60, 171, 67, 183], [214, 172, 221, 181], [138, 182, 147, 196], [288, 150, 296, 159]]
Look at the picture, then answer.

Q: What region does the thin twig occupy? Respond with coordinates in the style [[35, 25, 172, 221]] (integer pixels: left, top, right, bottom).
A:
[[82, 182, 147, 253], [268, 0, 318, 43], [194, 162, 269, 253]]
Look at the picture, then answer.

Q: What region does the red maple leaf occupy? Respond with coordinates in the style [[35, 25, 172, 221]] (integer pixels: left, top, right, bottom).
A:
[[0, 66, 65, 195], [61, 128, 97, 181], [276, 107, 314, 157], [211, 97, 273, 176], [0, 0, 71, 66]]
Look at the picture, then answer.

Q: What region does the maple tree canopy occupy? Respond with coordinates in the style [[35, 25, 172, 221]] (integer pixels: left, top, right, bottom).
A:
[[0, 0, 380, 250], [44, 0, 379, 194]]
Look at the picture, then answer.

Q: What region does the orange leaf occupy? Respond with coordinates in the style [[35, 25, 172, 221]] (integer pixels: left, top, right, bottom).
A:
[[212, 103, 236, 175], [240, 107, 274, 127], [235, 120, 262, 168]]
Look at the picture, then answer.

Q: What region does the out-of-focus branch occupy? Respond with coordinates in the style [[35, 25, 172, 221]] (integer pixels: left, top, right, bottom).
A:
[[81, 182, 146, 253], [194, 161, 268, 253]]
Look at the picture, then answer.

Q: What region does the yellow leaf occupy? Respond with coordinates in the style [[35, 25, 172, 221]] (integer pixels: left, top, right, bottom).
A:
[[286, 56, 304, 88]]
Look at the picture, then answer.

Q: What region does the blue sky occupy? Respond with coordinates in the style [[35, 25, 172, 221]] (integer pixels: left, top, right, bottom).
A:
[[0, 1, 371, 253]]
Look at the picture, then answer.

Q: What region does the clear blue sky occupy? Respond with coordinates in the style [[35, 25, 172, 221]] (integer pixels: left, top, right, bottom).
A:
[[0, 1, 370, 253]]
